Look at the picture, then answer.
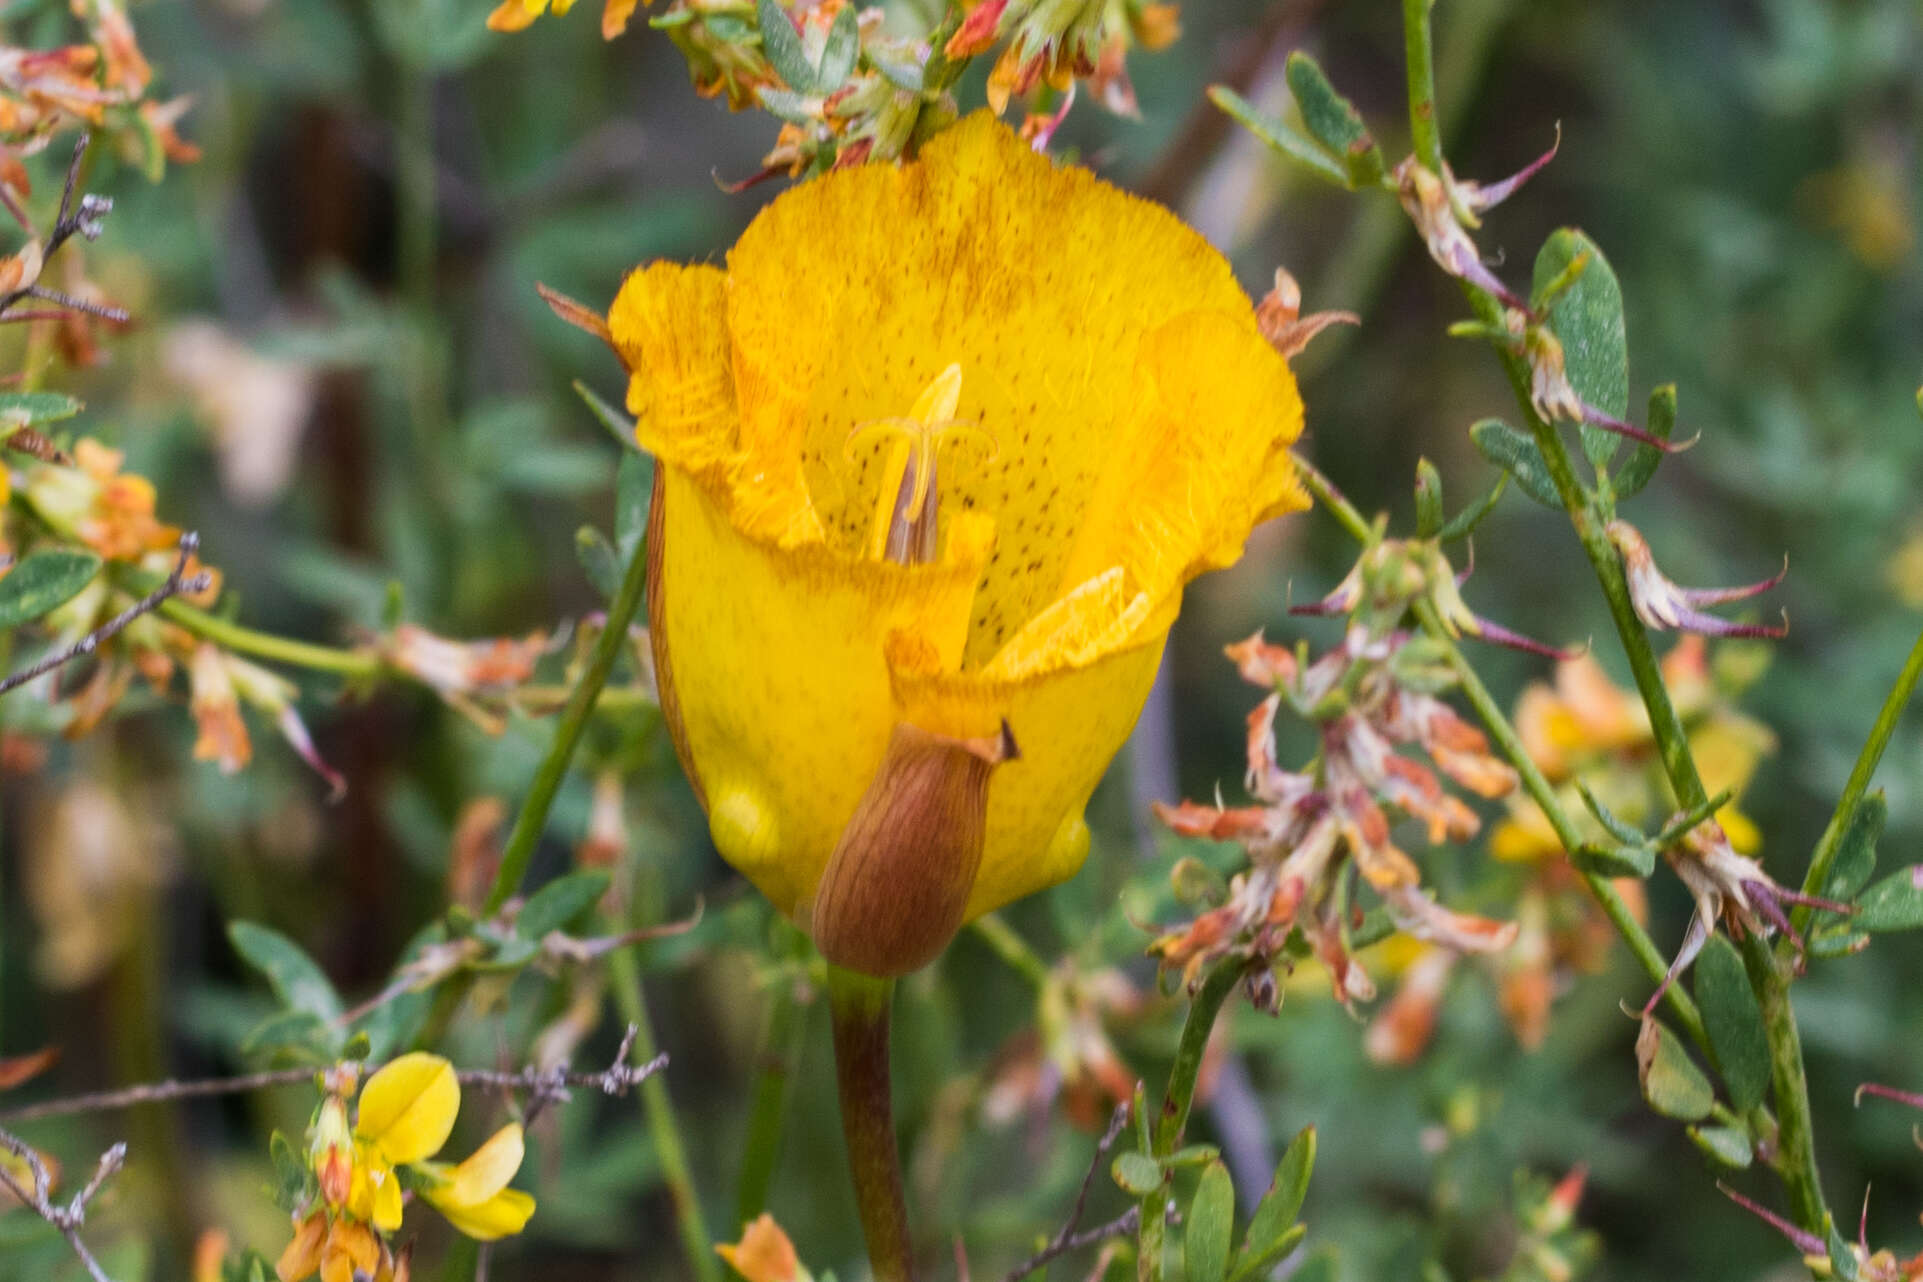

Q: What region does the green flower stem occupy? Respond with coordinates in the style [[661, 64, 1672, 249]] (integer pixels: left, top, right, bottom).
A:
[[610, 942, 724, 1282], [1401, 0, 1444, 172], [481, 530, 652, 916], [1293, 456, 1375, 546], [827, 966, 916, 1282], [1408, 597, 1710, 1051], [735, 927, 813, 1225], [967, 912, 1051, 989], [157, 598, 386, 679], [1138, 956, 1248, 1282], [1793, 621, 1923, 930], [1398, 0, 1829, 1234]]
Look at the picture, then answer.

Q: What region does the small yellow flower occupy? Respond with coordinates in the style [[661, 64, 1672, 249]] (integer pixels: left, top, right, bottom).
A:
[[611, 113, 1305, 975]]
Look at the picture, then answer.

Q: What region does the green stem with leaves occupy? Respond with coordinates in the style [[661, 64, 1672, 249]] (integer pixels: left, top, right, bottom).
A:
[[482, 530, 652, 915], [1793, 622, 1923, 931], [827, 967, 915, 1282], [1137, 955, 1247, 1282], [1396, 0, 1829, 1233]]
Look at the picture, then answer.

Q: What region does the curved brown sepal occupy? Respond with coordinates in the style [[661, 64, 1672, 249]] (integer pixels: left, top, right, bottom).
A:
[[811, 720, 1019, 977], [646, 469, 706, 808]]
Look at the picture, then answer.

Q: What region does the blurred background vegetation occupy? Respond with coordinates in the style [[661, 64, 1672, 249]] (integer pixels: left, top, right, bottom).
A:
[[3, 0, 1922, 1278]]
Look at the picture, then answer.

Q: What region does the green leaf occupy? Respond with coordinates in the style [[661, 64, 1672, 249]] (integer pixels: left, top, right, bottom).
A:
[[1413, 458, 1444, 537], [1283, 52, 1383, 186], [1808, 922, 1870, 959], [240, 1009, 335, 1061], [1112, 1151, 1165, 1197], [1185, 1159, 1235, 1282], [1237, 1126, 1314, 1272], [1575, 782, 1647, 845], [1634, 1015, 1715, 1121], [1164, 1143, 1222, 1169], [1228, 1225, 1306, 1282], [0, 549, 101, 630], [1435, 475, 1507, 542], [757, 0, 819, 91], [1287, 1246, 1340, 1282], [0, 391, 81, 427], [516, 871, 613, 940], [1692, 935, 1769, 1111], [1686, 1122, 1754, 1169], [229, 921, 343, 1023], [1615, 384, 1673, 501], [1572, 841, 1655, 880], [1853, 864, 1923, 932], [1468, 419, 1561, 507], [574, 380, 639, 451], [616, 450, 654, 562], [1208, 86, 1350, 189], [817, 4, 859, 91], [1829, 1220, 1864, 1282], [1824, 791, 1886, 902], [1533, 229, 1627, 472], [577, 526, 620, 599]]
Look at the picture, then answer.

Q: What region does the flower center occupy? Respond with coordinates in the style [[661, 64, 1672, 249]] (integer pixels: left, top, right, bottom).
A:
[[844, 363, 994, 566]]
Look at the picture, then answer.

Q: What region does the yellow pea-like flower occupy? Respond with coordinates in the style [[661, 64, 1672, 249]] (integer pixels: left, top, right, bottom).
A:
[[611, 113, 1306, 976]]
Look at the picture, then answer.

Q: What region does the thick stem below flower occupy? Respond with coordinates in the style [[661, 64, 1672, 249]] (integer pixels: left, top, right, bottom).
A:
[[828, 967, 915, 1282]]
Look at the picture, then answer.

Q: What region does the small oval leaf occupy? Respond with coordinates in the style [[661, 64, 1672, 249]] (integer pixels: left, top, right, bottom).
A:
[[1468, 419, 1561, 508], [1533, 229, 1628, 472], [1185, 1159, 1236, 1282], [0, 549, 102, 630], [1692, 935, 1769, 1112], [1853, 864, 1923, 932], [1635, 1015, 1715, 1121], [1112, 1151, 1165, 1197]]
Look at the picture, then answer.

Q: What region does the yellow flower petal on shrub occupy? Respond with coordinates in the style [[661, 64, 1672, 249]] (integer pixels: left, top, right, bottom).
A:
[[425, 1185, 537, 1241], [441, 1124, 525, 1205], [615, 113, 1306, 966], [355, 1052, 458, 1165]]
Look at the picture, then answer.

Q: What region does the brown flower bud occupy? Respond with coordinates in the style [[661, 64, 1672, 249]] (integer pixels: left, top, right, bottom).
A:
[[810, 720, 1017, 977]]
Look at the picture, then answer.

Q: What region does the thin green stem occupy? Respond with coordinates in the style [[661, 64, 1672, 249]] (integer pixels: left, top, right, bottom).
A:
[[610, 943, 723, 1282], [1138, 956, 1248, 1282], [1794, 621, 1923, 930], [1409, 598, 1710, 1050], [1401, 0, 1444, 172], [1742, 933, 1824, 1228], [158, 599, 385, 679], [967, 913, 1051, 989], [827, 966, 914, 1282], [482, 533, 651, 916], [735, 928, 812, 1226], [1293, 455, 1375, 546]]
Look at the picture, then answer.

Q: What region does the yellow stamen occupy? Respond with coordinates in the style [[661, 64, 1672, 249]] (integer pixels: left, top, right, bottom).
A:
[[844, 363, 993, 566]]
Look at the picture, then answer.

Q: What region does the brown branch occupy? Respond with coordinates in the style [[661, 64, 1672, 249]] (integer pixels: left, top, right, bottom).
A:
[[0, 1126, 124, 1282], [0, 1027, 666, 1125], [1000, 1103, 1135, 1282], [0, 532, 211, 698]]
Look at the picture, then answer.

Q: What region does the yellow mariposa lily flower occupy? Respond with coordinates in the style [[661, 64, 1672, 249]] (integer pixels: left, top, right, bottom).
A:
[[610, 113, 1306, 975]]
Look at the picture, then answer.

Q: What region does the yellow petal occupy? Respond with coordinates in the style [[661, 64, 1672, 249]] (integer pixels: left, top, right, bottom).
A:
[[441, 1124, 525, 1206], [356, 1052, 458, 1165], [652, 468, 988, 916], [622, 113, 1305, 955], [425, 1185, 536, 1241], [276, 1214, 326, 1282]]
